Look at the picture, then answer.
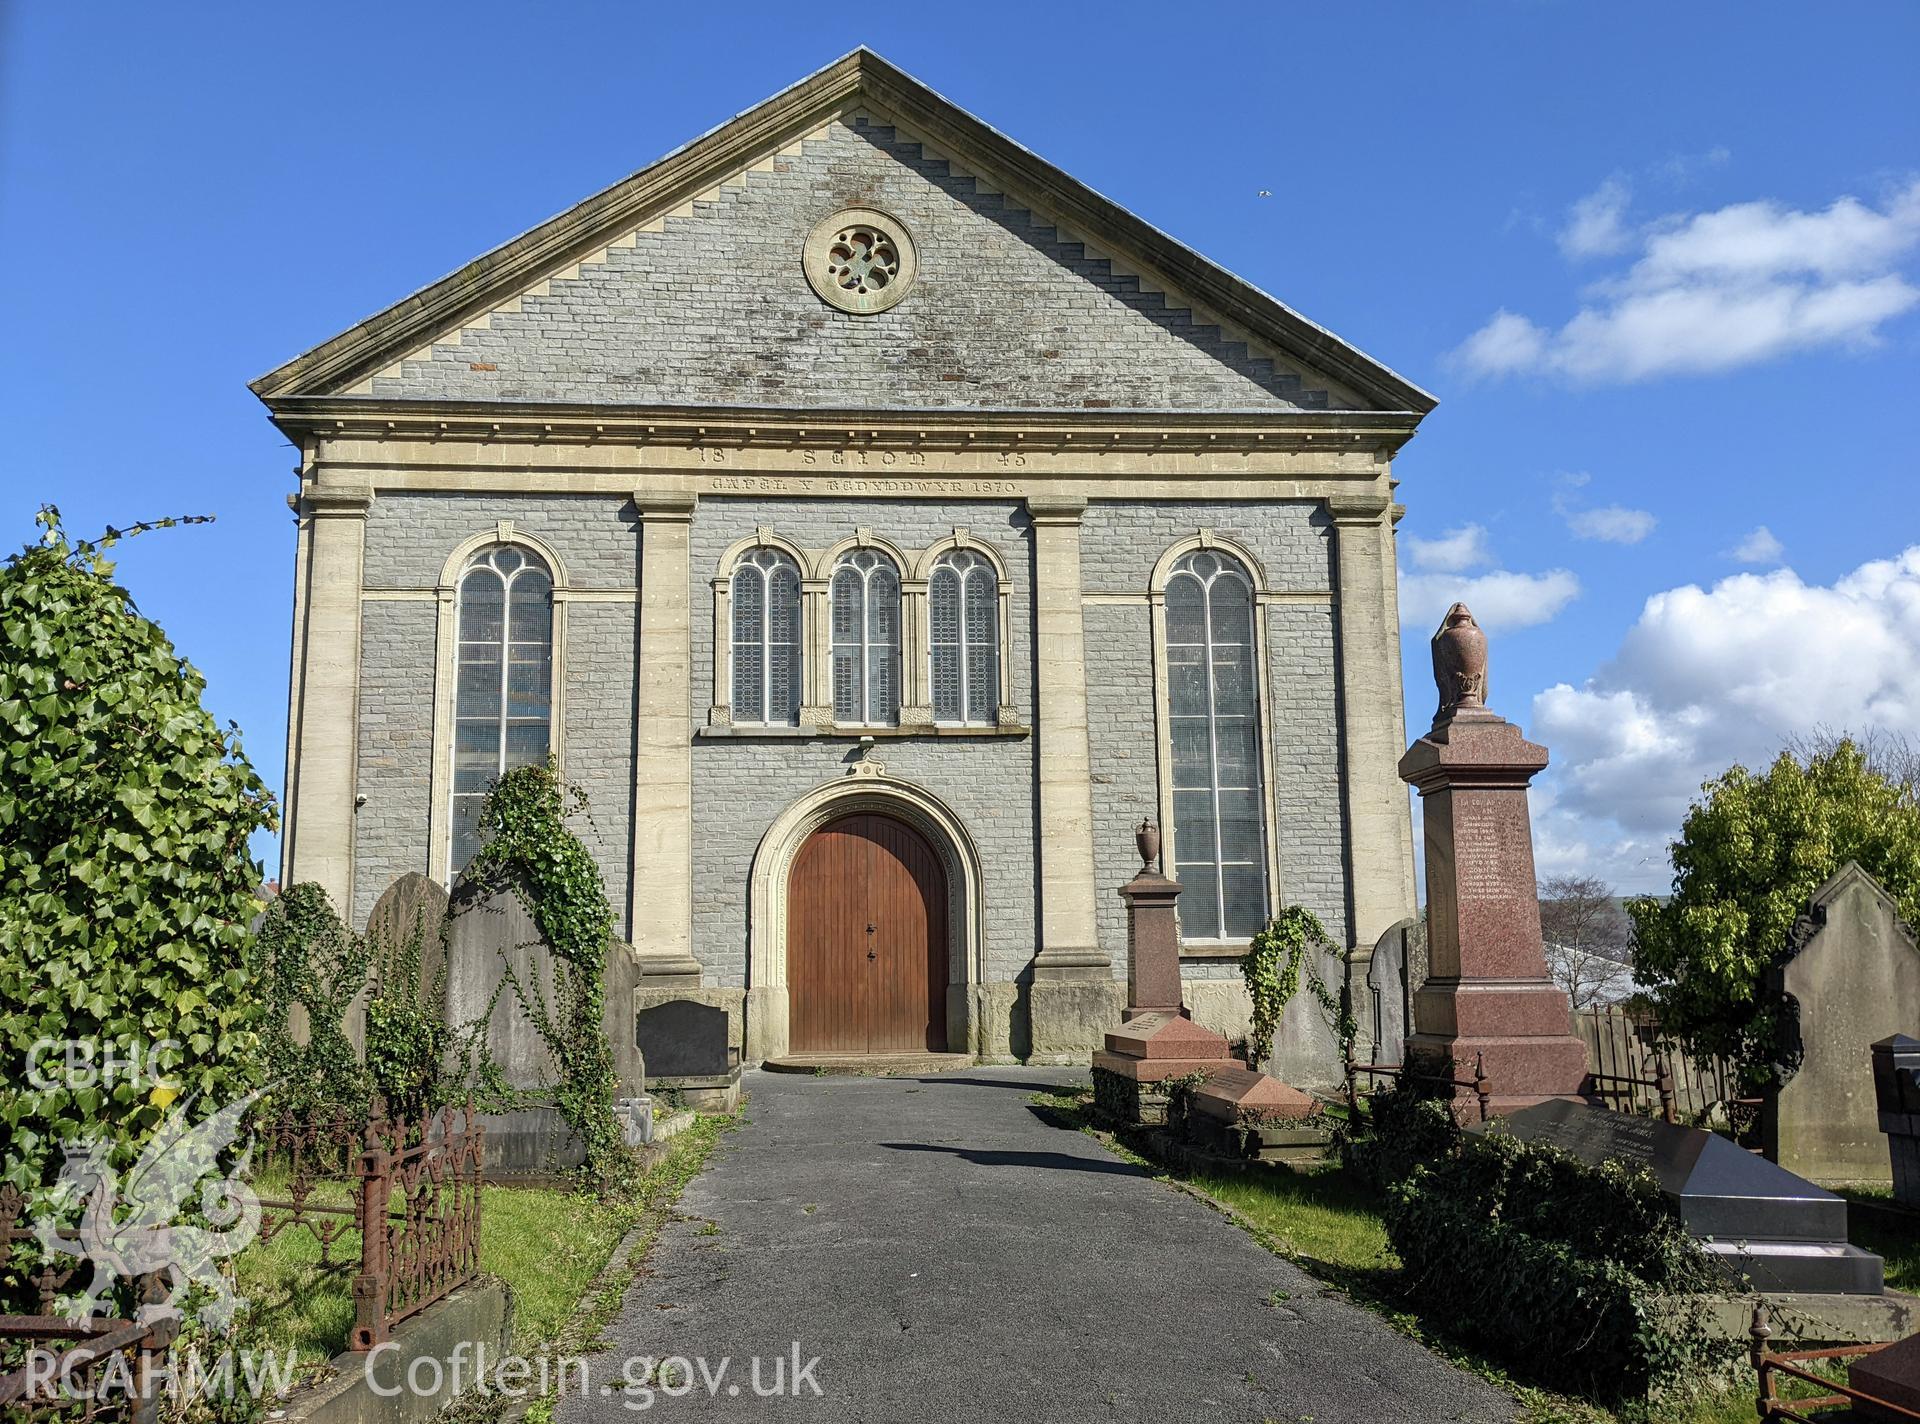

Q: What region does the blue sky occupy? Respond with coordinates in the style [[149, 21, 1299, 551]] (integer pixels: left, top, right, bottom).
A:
[[4, 3, 1916, 894]]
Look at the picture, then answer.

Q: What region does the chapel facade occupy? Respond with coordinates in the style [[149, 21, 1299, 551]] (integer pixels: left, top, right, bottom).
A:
[[256, 50, 1432, 1080]]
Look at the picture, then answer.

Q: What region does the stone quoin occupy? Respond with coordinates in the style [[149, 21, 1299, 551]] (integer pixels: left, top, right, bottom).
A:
[[256, 49, 1437, 1079]]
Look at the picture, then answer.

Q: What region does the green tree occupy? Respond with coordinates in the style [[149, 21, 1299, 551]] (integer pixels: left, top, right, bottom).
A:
[[0, 508, 277, 1205], [1630, 740, 1920, 1090]]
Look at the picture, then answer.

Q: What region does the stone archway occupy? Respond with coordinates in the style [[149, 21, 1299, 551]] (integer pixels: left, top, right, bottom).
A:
[[744, 767, 984, 1062]]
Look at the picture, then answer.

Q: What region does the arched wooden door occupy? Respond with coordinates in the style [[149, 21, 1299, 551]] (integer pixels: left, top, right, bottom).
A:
[[788, 813, 949, 1053]]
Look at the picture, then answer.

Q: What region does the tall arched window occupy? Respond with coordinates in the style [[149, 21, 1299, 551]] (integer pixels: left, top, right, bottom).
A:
[[929, 550, 997, 725], [450, 545, 553, 871], [731, 548, 802, 726], [830, 549, 901, 725], [1165, 549, 1268, 940]]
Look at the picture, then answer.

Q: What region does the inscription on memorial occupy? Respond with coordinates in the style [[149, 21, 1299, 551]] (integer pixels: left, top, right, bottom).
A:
[[1453, 798, 1532, 901]]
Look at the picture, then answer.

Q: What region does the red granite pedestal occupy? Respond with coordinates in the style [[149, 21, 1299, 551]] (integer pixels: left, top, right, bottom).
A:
[[1399, 612, 1587, 1116]]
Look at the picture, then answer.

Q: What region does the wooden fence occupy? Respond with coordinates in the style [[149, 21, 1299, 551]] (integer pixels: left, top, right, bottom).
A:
[[1575, 1005, 1742, 1125]]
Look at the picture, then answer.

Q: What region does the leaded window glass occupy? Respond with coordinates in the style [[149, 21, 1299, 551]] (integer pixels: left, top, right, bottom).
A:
[[1165, 549, 1268, 940], [730, 548, 802, 726], [830, 549, 901, 725], [450, 545, 553, 873], [929, 550, 997, 725]]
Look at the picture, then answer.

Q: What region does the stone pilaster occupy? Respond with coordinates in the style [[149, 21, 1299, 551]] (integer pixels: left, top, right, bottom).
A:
[[1027, 494, 1107, 980], [285, 484, 372, 917], [632, 490, 701, 986], [1329, 493, 1419, 952]]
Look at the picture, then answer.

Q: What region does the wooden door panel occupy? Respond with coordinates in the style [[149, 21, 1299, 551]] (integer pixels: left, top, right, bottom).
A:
[[788, 813, 947, 1054]]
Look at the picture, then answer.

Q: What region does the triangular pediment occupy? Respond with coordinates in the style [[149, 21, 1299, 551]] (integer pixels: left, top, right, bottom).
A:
[[254, 51, 1434, 419]]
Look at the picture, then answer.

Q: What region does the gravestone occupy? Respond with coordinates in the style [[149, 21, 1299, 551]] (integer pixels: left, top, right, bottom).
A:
[[445, 881, 560, 1091], [1488, 1098, 1883, 1295], [1766, 863, 1920, 1183], [1364, 917, 1420, 1068], [1089, 819, 1242, 1126], [1873, 1035, 1920, 1205], [636, 998, 741, 1111], [365, 871, 450, 998], [1399, 604, 1587, 1113]]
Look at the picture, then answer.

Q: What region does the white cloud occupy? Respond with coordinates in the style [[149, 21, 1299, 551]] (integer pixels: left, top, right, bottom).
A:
[[1565, 504, 1657, 544], [1526, 548, 1920, 891], [1559, 177, 1634, 259], [1400, 568, 1580, 634], [1453, 178, 1920, 383], [1728, 525, 1786, 565], [1403, 522, 1494, 573]]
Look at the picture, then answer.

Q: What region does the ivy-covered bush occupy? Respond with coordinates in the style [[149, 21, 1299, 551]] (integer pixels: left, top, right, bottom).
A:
[[0, 509, 276, 1197], [364, 906, 450, 1123], [463, 758, 624, 1185], [1338, 1077, 1456, 1192], [256, 883, 368, 1115], [1386, 1126, 1720, 1401]]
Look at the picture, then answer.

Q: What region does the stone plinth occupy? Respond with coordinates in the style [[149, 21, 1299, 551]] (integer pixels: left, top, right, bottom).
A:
[[1119, 866, 1184, 1020], [1399, 606, 1586, 1114]]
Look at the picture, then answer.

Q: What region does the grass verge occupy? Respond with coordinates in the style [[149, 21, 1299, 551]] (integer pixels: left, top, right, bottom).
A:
[[1028, 1089, 1883, 1424]]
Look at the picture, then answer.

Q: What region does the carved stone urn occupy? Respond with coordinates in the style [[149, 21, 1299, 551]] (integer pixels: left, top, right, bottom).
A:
[[1135, 817, 1162, 874], [1431, 602, 1489, 721]]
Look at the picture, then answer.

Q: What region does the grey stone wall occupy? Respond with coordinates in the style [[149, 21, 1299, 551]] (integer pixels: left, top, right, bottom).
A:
[[688, 497, 1036, 986], [354, 599, 437, 924], [362, 118, 1345, 413], [351, 492, 639, 928], [1080, 500, 1347, 988]]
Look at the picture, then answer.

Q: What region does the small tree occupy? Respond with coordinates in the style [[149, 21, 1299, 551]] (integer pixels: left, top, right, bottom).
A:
[[1539, 873, 1633, 1009], [0, 508, 276, 1212], [1629, 741, 1920, 1091]]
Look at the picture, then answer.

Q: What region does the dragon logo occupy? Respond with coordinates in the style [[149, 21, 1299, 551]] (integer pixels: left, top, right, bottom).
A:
[[35, 1088, 267, 1331]]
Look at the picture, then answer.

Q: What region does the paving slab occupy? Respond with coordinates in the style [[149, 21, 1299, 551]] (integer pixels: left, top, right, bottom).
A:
[[562, 1067, 1516, 1423]]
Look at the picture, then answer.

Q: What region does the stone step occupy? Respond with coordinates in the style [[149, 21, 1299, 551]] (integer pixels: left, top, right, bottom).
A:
[[763, 1052, 976, 1076]]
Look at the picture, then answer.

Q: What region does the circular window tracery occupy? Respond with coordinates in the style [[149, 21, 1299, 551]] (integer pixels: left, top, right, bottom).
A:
[[804, 208, 917, 314]]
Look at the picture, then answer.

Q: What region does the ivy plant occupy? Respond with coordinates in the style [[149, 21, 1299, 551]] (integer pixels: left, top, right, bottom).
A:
[[255, 883, 369, 1115], [1239, 906, 1354, 1070], [463, 757, 626, 1186], [0, 508, 276, 1211], [364, 904, 451, 1124]]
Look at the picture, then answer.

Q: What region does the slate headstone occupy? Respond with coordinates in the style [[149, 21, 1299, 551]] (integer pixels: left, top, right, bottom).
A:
[[445, 881, 559, 1091], [635, 999, 734, 1080], [1873, 1034, 1920, 1206], [1488, 1098, 1883, 1295], [1366, 918, 1419, 1067], [366, 871, 450, 1000]]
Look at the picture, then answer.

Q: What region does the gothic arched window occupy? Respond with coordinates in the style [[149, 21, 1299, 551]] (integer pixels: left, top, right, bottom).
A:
[[830, 548, 901, 726], [730, 548, 802, 726], [929, 550, 998, 725], [1164, 548, 1268, 940], [450, 545, 553, 871]]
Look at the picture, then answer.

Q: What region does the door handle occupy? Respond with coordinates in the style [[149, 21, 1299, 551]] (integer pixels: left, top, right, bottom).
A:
[[866, 923, 878, 961]]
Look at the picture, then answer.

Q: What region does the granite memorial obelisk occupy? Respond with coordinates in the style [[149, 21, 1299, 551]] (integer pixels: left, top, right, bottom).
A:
[[1400, 604, 1587, 1113]]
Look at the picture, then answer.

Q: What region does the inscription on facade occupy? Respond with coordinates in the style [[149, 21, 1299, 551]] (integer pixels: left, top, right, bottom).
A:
[[708, 474, 1022, 496]]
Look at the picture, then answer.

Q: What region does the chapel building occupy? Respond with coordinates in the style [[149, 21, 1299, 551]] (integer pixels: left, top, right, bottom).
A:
[[255, 50, 1433, 1080]]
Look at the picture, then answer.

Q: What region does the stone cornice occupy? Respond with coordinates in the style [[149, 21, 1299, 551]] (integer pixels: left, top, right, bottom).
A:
[[265, 396, 1421, 458]]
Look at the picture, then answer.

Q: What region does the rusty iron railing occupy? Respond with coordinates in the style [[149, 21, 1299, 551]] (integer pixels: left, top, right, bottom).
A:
[[349, 1102, 485, 1350], [1, 1189, 175, 1423], [1750, 1300, 1920, 1421], [1344, 1051, 1492, 1124], [251, 1107, 369, 1269], [1586, 1048, 1681, 1125]]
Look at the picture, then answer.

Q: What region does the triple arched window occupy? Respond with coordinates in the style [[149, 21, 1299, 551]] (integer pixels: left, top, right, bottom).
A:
[[730, 548, 803, 727], [1163, 548, 1269, 941], [714, 534, 1010, 733], [450, 544, 554, 871]]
